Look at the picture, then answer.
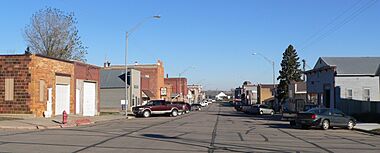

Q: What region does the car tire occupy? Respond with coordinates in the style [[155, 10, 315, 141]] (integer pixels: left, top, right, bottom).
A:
[[270, 111, 274, 116], [260, 111, 263, 115], [171, 109, 178, 117], [143, 110, 151, 118], [347, 120, 355, 130], [322, 120, 330, 130]]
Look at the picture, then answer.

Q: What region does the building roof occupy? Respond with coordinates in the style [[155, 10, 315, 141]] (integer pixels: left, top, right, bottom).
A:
[[100, 69, 126, 88], [320, 57, 380, 75]]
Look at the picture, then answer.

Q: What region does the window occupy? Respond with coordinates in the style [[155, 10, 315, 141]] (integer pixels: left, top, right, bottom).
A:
[[40, 80, 46, 102], [347, 89, 353, 99], [5, 78, 14, 101], [363, 88, 370, 101]]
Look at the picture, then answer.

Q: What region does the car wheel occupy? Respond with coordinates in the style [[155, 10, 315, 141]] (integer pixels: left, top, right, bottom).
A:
[[347, 120, 354, 130], [171, 109, 178, 117], [143, 110, 151, 118], [270, 111, 274, 116], [260, 111, 263, 115], [322, 120, 330, 130]]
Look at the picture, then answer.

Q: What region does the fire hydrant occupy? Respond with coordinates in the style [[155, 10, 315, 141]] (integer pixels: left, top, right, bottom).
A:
[[62, 110, 68, 124]]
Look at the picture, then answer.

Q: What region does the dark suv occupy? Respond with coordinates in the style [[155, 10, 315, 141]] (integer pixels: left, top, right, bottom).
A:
[[132, 100, 181, 118]]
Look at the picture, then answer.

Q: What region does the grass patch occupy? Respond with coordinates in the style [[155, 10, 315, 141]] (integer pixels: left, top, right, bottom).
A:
[[0, 117, 23, 121], [352, 113, 380, 123]]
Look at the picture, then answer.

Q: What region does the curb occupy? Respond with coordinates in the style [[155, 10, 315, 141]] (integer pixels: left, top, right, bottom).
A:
[[354, 128, 380, 135], [0, 116, 134, 130]]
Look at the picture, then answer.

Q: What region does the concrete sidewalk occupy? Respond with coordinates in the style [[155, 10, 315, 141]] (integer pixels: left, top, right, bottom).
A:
[[0, 114, 132, 130], [354, 123, 380, 134]]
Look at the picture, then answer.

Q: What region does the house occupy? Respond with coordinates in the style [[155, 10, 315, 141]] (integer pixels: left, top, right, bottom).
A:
[[100, 68, 141, 113], [305, 57, 380, 112], [0, 54, 100, 117], [215, 92, 228, 100]]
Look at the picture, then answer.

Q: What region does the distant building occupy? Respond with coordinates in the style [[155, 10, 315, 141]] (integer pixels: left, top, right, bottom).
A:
[[215, 92, 228, 100], [100, 68, 141, 113], [257, 84, 277, 105], [234, 87, 243, 102], [241, 81, 257, 105], [187, 84, 204, 104], [109, 60, 167, 100], [164, 77, 188, 101]]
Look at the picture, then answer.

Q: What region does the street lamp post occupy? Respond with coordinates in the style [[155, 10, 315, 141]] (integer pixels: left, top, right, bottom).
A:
[[252, 53, 276, 106], [125, 15, 160, 117]]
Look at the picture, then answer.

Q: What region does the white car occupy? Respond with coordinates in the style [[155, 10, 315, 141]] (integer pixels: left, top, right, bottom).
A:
[[200, 102, 208, 107]]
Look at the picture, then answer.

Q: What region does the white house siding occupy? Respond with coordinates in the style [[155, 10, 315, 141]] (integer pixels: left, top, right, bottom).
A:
[[335, 76, 380, 101]]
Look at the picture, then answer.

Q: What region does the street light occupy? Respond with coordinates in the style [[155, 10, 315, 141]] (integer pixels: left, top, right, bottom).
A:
[[125, 15, 160, 117], [252, 52, 277, 105], [178, 66, 195, 101]]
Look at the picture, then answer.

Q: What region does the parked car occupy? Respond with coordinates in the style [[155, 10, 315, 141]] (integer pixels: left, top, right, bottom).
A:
[[132, 100, 181, 118], [191, 104, 202, 111], [200, 101, 208, 107], [250, 105, 274, 115], [292, 108, 356, 130], [171, 102, 190, 114], [283, 104, 321, 120]]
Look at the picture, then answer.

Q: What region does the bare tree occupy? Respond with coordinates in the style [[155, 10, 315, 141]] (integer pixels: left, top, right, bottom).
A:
[[24, 7, 87, 61]]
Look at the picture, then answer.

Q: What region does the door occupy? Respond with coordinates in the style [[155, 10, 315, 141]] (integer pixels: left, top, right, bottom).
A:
[[55, 84, 70, 115], [83, 82, 96, 116], [76, 89, 80, 114], [332, 109, 348, 127]]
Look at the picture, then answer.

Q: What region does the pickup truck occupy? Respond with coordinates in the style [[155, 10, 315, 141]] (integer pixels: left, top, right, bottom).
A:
[[132, 100, 181, 118]]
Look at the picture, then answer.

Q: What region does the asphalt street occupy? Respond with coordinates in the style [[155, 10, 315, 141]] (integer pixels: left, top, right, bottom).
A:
[[0, 102, 379, 153]]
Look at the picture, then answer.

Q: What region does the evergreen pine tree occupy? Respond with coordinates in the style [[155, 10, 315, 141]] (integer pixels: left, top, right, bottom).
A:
[[277, 45, 302, 102]]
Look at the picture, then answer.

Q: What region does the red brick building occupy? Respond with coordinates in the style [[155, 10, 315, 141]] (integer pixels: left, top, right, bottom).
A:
[[107, 60, 169, 100], [164, 77, 188, 101], [0, 54, 99, 117]]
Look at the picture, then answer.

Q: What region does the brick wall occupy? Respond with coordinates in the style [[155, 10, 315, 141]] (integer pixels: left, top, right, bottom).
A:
[[0, 55, 32, 114], [164, 78, 188, 96], [29, 55, 75, 117], [74, 62, 100, 114]]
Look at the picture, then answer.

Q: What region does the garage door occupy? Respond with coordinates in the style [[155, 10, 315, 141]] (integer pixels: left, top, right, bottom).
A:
[[83, 82, 96, 116], [55, 84, 70, 115]]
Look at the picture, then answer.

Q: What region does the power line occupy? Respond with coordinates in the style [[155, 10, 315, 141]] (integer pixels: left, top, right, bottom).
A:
[[299, 0, 364, 48], [300, 0, 378, 51]]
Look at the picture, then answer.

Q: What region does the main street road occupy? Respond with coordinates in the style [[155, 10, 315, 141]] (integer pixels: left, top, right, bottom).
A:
[[0, 102, 380, 153]]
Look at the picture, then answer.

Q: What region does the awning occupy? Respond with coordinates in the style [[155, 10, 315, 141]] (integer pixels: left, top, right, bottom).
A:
[[142, 90, 155, 98], [171, 93, 180, 99]]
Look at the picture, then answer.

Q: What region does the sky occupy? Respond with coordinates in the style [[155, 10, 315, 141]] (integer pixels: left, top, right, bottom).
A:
[[0, 0, 379, 90]]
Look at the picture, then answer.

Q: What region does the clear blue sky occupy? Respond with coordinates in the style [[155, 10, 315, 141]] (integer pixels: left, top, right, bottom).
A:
[[1, 0, 379, 90]]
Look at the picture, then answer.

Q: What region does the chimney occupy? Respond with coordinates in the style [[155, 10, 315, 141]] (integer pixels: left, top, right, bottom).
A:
[[166, 74, 169, 78]]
